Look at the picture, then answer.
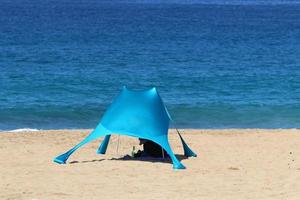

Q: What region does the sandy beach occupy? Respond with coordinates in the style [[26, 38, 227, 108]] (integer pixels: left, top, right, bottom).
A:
[[0, 129, 299, 200]]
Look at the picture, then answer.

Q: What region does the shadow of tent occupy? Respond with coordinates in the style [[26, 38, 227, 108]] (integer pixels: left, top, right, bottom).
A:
[[67, 155, 188, 165], [69, 159, 105, 164], [110, 154, 188, 165]]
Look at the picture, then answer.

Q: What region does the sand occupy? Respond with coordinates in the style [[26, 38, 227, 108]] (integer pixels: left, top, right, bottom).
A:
[[0, 129, 299, 200]]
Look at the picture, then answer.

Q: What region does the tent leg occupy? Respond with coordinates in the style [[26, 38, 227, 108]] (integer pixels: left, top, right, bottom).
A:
[[176, 129, 197, 157], [156, 138, 186, 169], [167, 147, 186, 169], [53, 131, 100, 164], [97, 135, 111, 154]]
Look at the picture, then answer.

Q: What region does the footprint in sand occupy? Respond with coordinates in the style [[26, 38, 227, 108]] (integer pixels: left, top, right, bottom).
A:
[[228, 167, 239, 170]]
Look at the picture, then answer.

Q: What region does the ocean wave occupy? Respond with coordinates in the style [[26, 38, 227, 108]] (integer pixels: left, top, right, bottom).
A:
[[6, 128, 39, 133]]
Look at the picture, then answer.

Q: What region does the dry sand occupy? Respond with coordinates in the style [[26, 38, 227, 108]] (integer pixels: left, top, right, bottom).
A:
[[0, 129, 300, 200]]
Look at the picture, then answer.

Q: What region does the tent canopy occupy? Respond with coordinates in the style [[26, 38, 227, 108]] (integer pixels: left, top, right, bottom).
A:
[[54, 86, 196, 169]]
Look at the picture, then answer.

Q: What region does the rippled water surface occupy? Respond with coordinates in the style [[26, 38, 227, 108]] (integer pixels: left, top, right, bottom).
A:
[[1, 0, 300, 129]]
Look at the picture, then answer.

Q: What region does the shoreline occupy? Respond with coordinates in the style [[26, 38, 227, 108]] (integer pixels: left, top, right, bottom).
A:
[[1, 128, 300, 132]]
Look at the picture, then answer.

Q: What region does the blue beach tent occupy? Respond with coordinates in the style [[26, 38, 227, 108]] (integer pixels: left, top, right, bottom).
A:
[[53, 87, 196, 169]]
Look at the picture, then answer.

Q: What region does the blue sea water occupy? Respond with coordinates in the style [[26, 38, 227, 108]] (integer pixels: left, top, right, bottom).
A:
[[1, 0, 300, 130]]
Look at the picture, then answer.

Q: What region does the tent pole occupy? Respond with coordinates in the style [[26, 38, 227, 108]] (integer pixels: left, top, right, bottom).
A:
[[162, 147, 165, 160], [116, 135, 120, 156]]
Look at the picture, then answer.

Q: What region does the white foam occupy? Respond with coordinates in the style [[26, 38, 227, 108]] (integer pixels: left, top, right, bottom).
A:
[[7, 128, 39, 133]]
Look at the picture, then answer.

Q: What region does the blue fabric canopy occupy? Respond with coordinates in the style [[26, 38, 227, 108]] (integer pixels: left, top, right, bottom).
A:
[[54, 87, 196, 169]]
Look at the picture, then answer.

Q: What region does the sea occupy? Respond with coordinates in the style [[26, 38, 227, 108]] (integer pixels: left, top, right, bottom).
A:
[[1, 0, 300, 130]]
